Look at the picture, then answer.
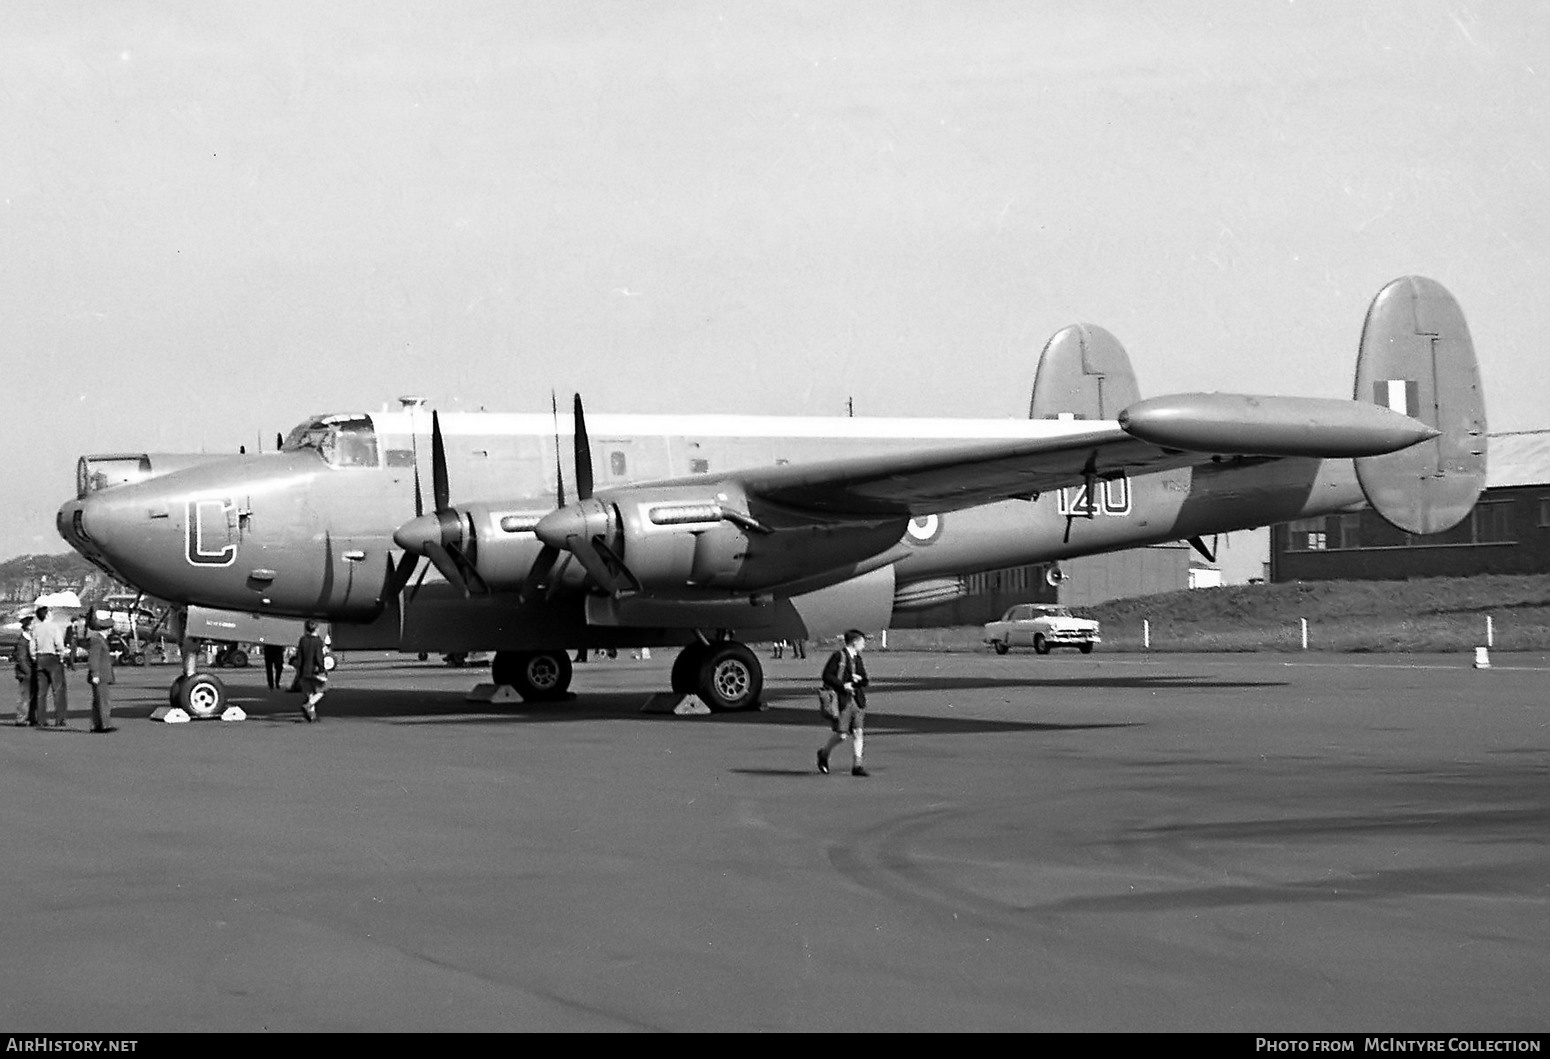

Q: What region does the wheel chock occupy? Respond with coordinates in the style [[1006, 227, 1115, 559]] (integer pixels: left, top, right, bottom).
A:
[[466, 683, 521, 702], [221, 705, 247, 721], [640, 693, 712, 715], [1473, 646, 1491, 669], [150, 706, 191, 724]]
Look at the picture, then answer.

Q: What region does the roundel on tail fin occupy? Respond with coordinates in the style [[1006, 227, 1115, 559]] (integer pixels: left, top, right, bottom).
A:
[[1354, 276, 1487, 535], [1029, 324, 1141, 421]]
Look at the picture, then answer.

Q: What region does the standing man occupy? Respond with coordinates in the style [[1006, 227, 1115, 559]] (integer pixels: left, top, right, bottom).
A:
[[11, 614, 34, 726], [294, 620, 328, 723], [29, 606, 69, 728], [84, 614, 116, 733], [262, 642, 286, 690], [816, 629, 871, 777]]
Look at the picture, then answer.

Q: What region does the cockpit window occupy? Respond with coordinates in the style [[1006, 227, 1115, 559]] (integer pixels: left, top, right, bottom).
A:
[[281, 414, 378, 468]]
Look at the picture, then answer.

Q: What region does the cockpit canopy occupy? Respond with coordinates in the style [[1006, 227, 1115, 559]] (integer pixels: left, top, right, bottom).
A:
[[281, 414, 379, 468]]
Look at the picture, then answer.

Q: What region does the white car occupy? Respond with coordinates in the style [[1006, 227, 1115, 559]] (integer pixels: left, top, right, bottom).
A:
[[984, 603, 1100, 656]]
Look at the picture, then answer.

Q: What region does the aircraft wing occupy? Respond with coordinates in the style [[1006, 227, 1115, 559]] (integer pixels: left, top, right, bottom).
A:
[[622, 392, 1441, 520], [720, 427, 1186, 518]]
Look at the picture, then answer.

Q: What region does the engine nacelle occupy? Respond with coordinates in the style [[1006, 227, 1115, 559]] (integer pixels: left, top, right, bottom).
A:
[[401, 484, 910, 597], [893, 577, 968, 611], [608, 482, 907, 593]]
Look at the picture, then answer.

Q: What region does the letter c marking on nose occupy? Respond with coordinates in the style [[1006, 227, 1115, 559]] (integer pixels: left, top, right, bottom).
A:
[[185, 498, 236, 567]]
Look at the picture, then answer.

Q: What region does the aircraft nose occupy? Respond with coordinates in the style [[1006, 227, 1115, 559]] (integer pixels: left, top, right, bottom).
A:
[[57, 490, 142, 576], [59, 494, 109, 551]]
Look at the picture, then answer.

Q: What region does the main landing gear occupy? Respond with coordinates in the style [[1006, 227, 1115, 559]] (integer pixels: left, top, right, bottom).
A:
[[485, 639, 764, 712], [491, 650, 574, 700], [670, 639, 764, 712]]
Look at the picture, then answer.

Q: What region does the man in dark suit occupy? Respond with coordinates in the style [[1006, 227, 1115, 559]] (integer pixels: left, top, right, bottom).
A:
[[84, 614, 117, 733], [294, 620, 328, 723], [12, 614, 34, 726], [262, 642, 286, 690]]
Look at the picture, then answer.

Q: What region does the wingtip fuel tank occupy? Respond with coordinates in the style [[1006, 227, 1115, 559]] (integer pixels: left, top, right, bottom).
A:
[[1118, 393, 1441, 458]]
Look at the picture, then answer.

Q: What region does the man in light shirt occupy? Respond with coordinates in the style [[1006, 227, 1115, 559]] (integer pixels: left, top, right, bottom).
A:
[[29, 606, 70, 728]]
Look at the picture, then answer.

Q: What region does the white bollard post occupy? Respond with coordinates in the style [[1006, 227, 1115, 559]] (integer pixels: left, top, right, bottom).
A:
[[1300, 617, 1308, 651], [1486, 615, 1494, 648], [880, 629, 887, 650], [1143, 619, 1150, 650]]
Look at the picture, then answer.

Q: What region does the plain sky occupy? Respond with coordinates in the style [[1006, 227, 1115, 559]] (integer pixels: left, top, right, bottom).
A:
[[3, 1, 1547, 568]]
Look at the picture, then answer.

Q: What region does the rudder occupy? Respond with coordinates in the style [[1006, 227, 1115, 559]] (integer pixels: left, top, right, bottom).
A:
[[1354, 276, 1487, 534]]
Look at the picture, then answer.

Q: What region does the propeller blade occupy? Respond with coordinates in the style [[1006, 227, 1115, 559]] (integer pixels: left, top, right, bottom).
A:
[[588, 535, 641, 593], [423, 541, 470, 597], [409, 413, 424, 518], [519, 543, 563, 604], [573, 393, 593, 501], [431, 409, 449, 513], [407, 556, 432, 602], [549, 391, 566, 509], [544, 553, 574, 601], [444, 542, 489, 595], [564, 535, 622, 595], [384, 552, 421, 600]]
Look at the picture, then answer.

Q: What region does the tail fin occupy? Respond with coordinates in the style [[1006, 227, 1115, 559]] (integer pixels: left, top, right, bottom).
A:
[[1028, 324, 1141, 420], [1354, 276, 1487, 534]]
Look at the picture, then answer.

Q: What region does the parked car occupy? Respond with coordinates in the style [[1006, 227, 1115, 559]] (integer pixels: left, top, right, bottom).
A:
[[983, 603, 1100, 655]]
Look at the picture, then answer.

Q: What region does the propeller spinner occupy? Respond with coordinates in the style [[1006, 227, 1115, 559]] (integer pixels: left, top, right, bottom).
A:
[[521, 394, 640, 600], [391, 410, 488, 598]]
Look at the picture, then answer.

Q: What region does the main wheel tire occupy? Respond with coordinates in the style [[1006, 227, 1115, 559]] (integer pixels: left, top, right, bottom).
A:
[[1078, 642, 1094, 654], [178, 671, 227, 718], [993, 641, 1010, 655], [493, 650, 573, 700], [696, 642, 763, 712], [671, 643, 707, 693], [1033, 634, 1050, 656], [168, 674, 187, 707], [229, 649, 249, 668]]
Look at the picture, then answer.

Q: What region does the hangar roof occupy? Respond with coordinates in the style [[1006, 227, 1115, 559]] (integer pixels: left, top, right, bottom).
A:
[[1488, 431, 1550, 489]]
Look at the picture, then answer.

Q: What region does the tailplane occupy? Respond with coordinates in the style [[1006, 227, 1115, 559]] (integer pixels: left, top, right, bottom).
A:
[[1354, 276, 1487, 534]]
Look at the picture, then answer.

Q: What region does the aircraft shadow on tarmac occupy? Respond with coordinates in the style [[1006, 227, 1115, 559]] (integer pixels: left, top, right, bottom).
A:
[[107, 683, 1145, 738], [859, 674, 1288, 693]]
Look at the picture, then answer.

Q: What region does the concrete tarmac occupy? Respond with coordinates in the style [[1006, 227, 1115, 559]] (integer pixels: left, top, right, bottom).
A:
[[2, 649, 1546, 1032]]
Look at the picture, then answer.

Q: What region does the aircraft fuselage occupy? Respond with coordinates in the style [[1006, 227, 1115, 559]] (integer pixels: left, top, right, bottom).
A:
[[59, 408, 1363, 652]]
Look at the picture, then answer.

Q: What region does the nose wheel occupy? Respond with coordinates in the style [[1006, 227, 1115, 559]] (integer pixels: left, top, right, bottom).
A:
[[168, 671, 228, 718]]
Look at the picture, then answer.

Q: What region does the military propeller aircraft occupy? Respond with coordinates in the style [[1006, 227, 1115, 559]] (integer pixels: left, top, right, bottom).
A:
[[57, 276, 1485, 715]]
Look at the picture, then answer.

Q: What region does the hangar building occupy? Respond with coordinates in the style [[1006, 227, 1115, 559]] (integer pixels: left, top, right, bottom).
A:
[[1269, 430, 1550, 582], [888, 543, 1194, 628]]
